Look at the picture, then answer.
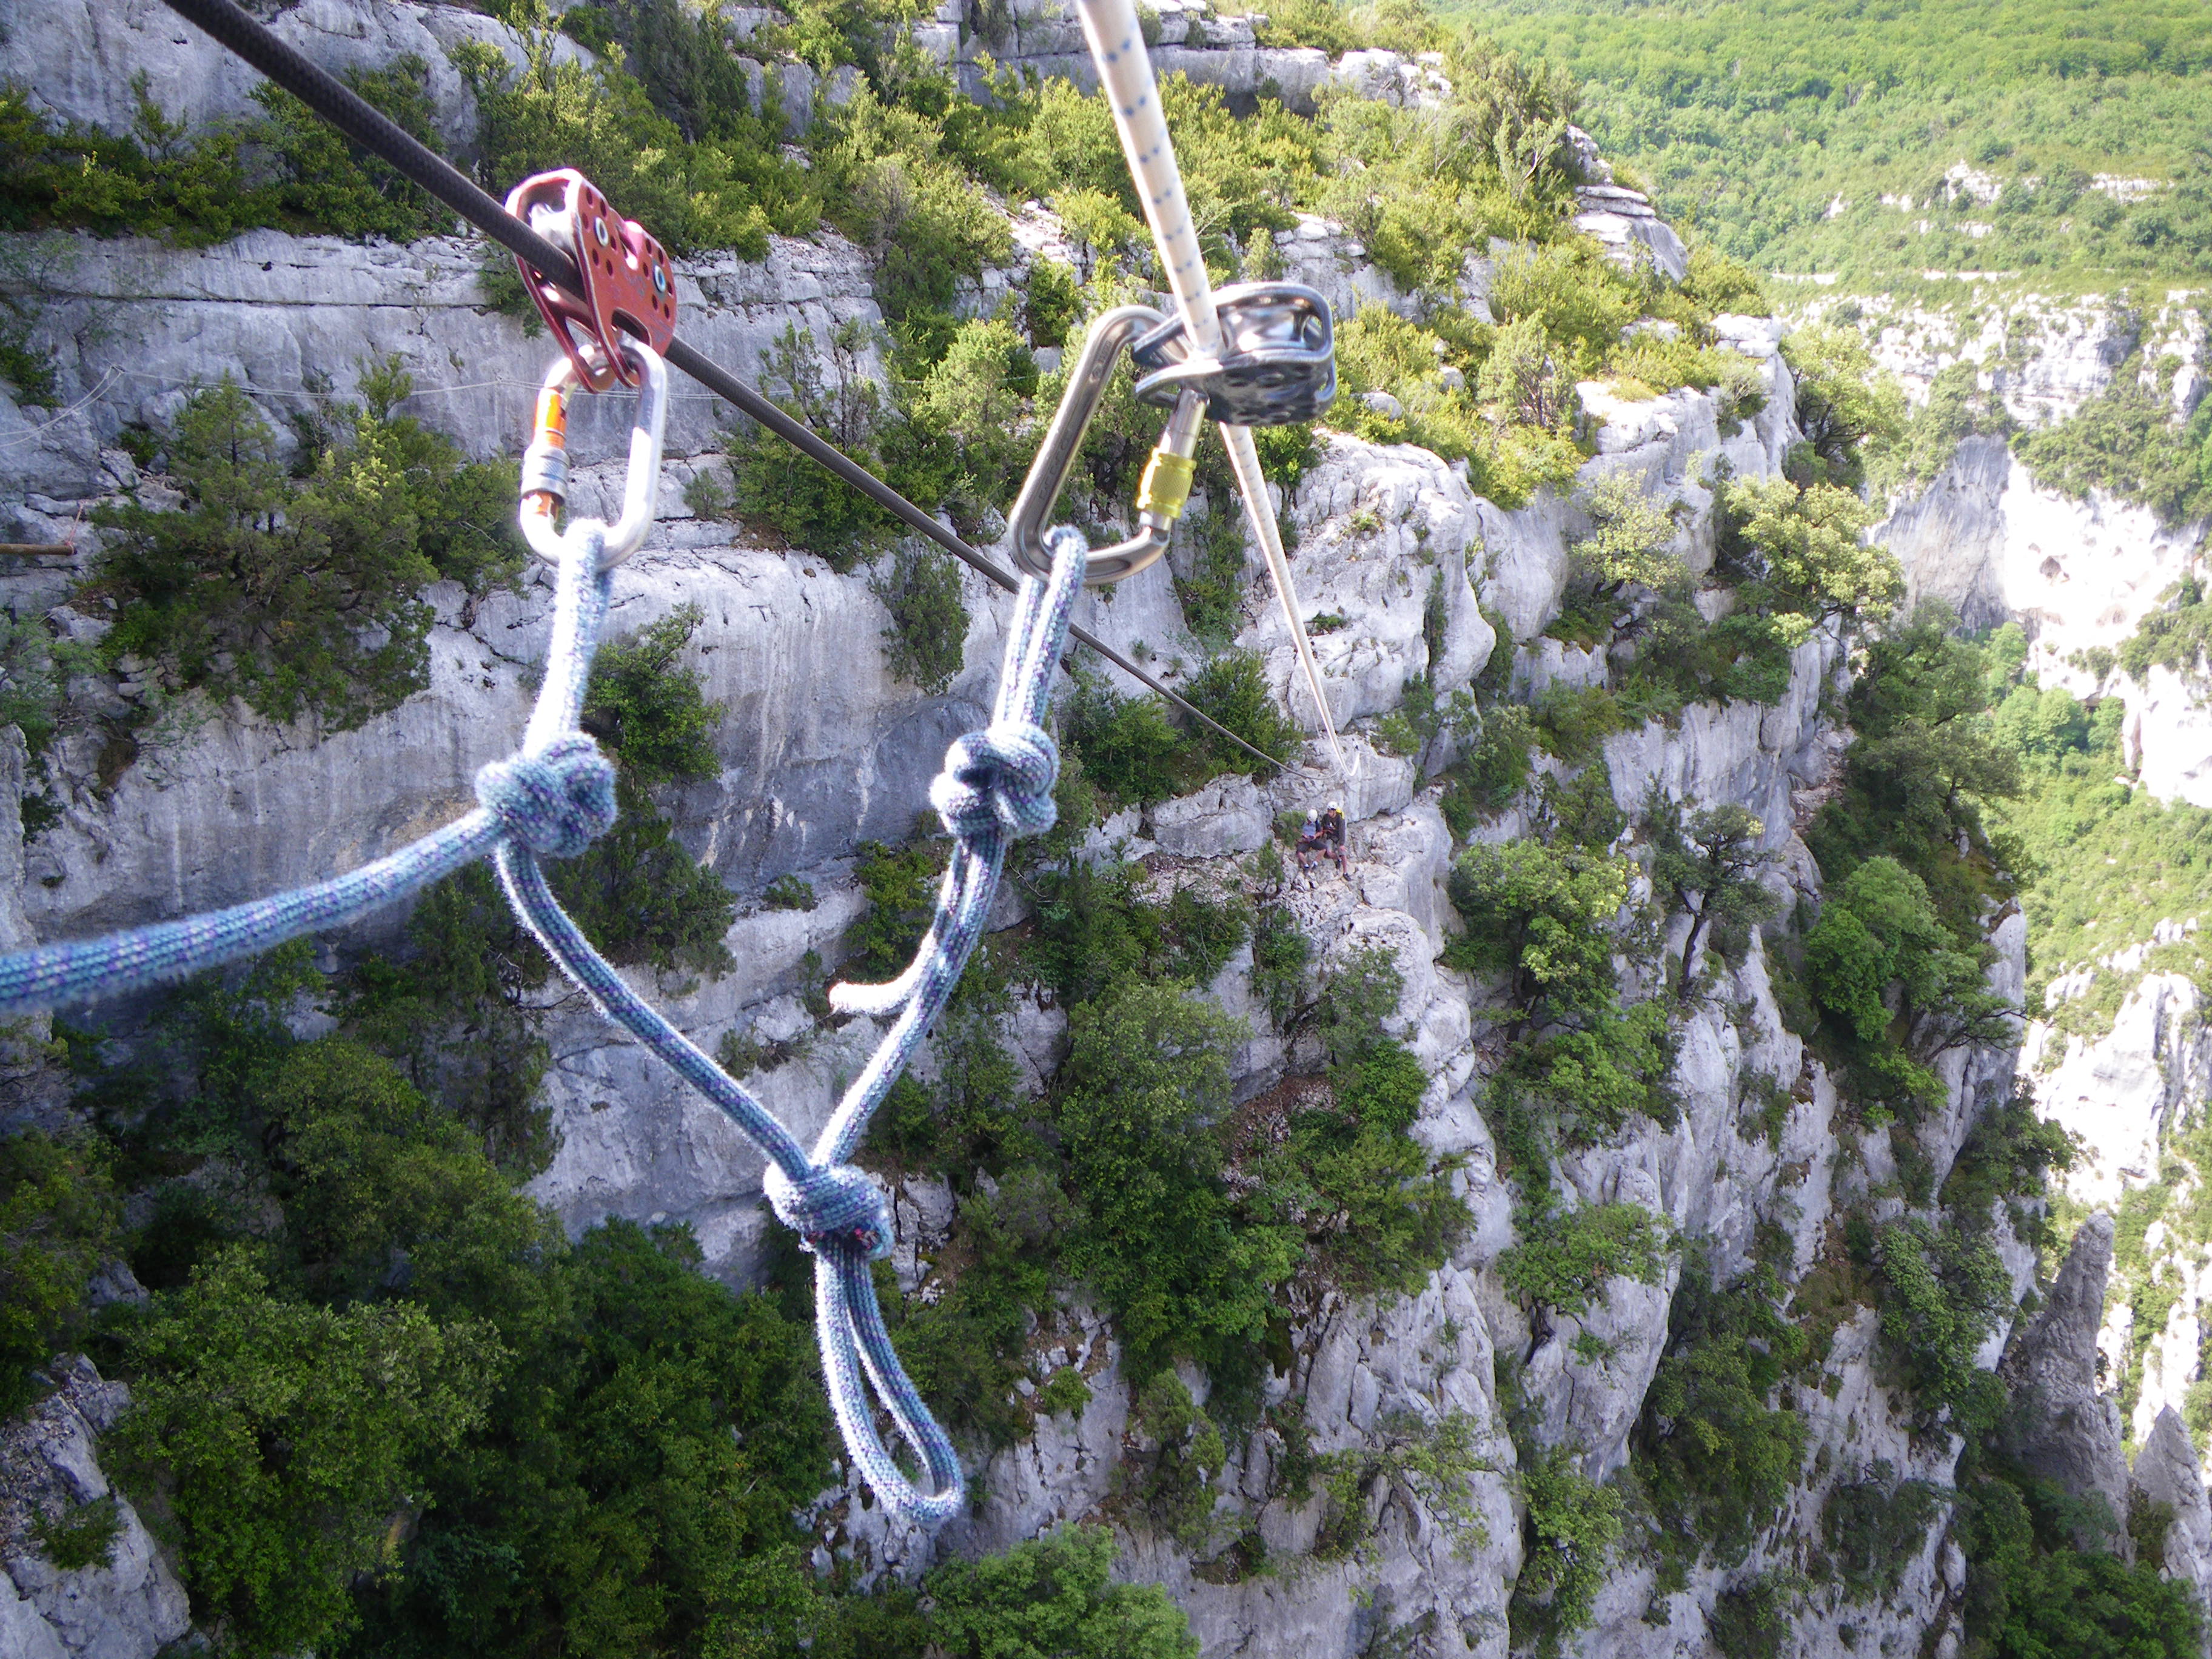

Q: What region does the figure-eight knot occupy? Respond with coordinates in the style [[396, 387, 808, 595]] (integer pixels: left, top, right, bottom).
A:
[[931, 721, 1059, 841], [477, 736, 619, 859], [766, 1162, 896, 1259]]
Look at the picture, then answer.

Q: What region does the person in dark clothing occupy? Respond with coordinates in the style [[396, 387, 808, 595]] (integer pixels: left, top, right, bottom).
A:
[[1319, 802, 1348, 874], [1296, 808, 1325, 876]]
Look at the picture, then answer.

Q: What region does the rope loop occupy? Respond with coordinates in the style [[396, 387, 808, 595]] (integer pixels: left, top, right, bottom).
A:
[[765, 1162, 896, 1260], [930, 720, 1059, 842], [476, 736, 618, 858]]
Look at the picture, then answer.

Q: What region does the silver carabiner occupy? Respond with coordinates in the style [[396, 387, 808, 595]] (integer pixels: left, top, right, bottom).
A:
[[1007, 305, 1206, 586], [518, 338, 669, 570]]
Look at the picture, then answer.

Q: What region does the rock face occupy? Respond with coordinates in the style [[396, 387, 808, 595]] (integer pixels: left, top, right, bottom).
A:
[[0, 1359, 192, 1659], [2003, 1214, 2134, 1537]]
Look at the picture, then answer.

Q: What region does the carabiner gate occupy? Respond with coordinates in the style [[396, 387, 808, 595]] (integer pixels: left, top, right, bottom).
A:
[[518, 339, 670, 571]]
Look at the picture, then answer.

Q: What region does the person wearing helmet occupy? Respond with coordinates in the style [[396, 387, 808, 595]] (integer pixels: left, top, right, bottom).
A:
[[1296, 808, 1324, 876], [1319, 801, 1348, 874]]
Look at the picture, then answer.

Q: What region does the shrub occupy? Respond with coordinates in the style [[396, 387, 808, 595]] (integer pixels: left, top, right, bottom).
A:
[[1184, 651, 1303, 775], [1061, 669, 1187, 806], [1497, 1200, 1666, 1317], [1818, 1460, 1946, 1603], [1529, 682, 1624, 762], [1248, 906, 1311, 1027], [871, 545, 968, 693], [1311, 1409, 1490, 1563], [1634, 1253, 1808, 1564], [1866, 1219, 2011, 1433], [1443, 840, 1629, 1013], [762, 873, 819, 911], [723, 323, 899, 568], [89, 373, 520, 733], [925, 1525, 1199, 1659], [32, 1495, 122, 1572], [117, 1248, 501, 1658], [1779, 325, 1907, 487], [1052, 981, 1293, 1381], [0, 1130, 118, 1418], [581, 605, 722, 788], [1442, 704, 1537, 836], [1717, 475, 1895, 638], [1511, 1446, 1624, 1655]]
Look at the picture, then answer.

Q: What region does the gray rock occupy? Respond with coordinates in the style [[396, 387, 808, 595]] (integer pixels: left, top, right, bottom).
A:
[[2002, 1212, 2133, 1545]]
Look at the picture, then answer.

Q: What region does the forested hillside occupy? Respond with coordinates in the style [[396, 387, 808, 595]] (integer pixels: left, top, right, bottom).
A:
[[1457, 0, 2212, 284]]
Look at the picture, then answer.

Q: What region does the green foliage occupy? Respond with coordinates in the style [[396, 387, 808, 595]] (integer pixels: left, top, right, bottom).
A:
[[455, 20, 815, 259], [116, 1248, 501, 1658], [1127, 1370, 1230, 1546], [1817, 1460, 1946, 1604], [1496, 1199, 1666, 1316], [1061, 668, 1188, 807], [1956, 1467, 2204, 1658], [871, 545, 968, 693], [1183, 651, 1304, 776], [1648, 793, 1779, 995], [1708, 1573, 1798, 1659], [354, 1219, 837, 1659], [1529, 682, 1624, 762], [763, 873, 820, 911], [1716, 475, 1895, 640], [2119, 572, 2212, 685], [581, 605, 721, 788], [0, 1130, 118, 1418], [1511, 1445, 1624, 1655], [1051, 980, 1292, 1381], [0, 609, 101, 764], [720, 323, 900, 569], [1633, 1252, 1808, 1564], [1310, 1409, 1490, 1563], [2016, 357, 2212, 529], [1505, 998, 1677, 1144], [1880, 361, 2019, 494], [549, 606, 735, 974], [923, 1525, 1199, 1659], [33, 1495, 122, 1572], [848, 837, 939, 982], [89, 374, 521, 733], [1865, 1218, 2013, 1433], [1442, 704, 1537, 836], [1779, 326, 1908, 488], [1248, 905, 1312, 1028], [1467, 0, 2212, 288], [0, 65, 450, 244], [1444, 839, 1629, 1013]]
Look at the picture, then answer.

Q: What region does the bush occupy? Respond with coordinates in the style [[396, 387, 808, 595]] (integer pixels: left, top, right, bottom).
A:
[[89, 372, 520, 734], [1248, 906, 1311, 1027], [1443, 840, 1630, 1013], [1497, 1200, 1667, 1317], [1061, 668, 1187, 806], [1511, 1446, 1624, 1655], [1634, 1253, 1808, 1564], [0, 66, 451, 244], [0, 1130, 118, 1418], [1866, 1219, 2011, 1433], [1052, 981, 1293, 1381], [1184, 651, 1303, 775], [871, 545, 968, 693], [117, 1248, 501, 1659], [925, 1525, 1199, 1659], [1817, 1460, 1946, 1603]]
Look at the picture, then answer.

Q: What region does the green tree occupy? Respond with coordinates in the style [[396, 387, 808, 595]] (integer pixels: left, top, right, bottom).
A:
[[0, 1129, 118, 1416], [925, 1526, 1199, 1659], [117, 1248, 500, 1659], [1053, 981, 1296, 1379], [1779, 326, 1906, 486], [1444, 840, 1629, 1013], [1719, 475, 1895, 640], [1648, 794, 1780, 997], [91, 376, 518, 732]]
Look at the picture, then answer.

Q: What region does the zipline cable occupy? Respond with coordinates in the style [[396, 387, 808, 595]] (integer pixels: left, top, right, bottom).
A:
[[152, 0, 1289, 776]]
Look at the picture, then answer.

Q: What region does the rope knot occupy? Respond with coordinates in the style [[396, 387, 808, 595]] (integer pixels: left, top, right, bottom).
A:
[[765, 1162, 896, 1260], [930, 720, 1059, 842], [475, 736, 618, 859]]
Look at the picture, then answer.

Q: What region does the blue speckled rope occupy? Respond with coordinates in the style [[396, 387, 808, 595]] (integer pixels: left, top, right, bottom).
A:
[[0, 511, 1091, 1526]]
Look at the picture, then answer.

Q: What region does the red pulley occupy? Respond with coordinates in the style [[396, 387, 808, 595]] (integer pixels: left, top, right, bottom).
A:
[[503, 170, 678, 392]]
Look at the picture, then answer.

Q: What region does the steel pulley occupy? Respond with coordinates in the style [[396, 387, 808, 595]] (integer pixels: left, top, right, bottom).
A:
[[1130, 281, 1337, 427]]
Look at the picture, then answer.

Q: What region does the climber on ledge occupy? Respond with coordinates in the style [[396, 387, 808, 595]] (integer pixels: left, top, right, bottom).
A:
[[1319, 800, 1349, 875]]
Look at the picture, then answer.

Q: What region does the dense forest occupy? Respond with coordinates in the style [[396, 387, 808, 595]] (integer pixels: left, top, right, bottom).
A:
[[1458, 0, 2212, 285]]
